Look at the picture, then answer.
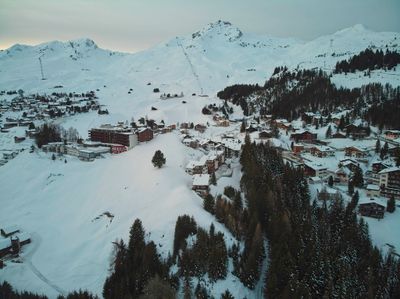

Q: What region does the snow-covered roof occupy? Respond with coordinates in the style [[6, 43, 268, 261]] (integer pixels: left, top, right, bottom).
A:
[[312, 145, 334, 152], [379, 166, 400, 174], [193, 174, 210, 186], [384, 130, 400, 134], [138, 127, 151, 133], [304, 161, 327, 170], [0, 238, 11, 250], [309, 176, 322, 182], [186, 160, 205, 169], [12, 232, 31, 243], [1, 225, 19, 235], [366, 184, 380, 191], [222, 139, 242, 151]]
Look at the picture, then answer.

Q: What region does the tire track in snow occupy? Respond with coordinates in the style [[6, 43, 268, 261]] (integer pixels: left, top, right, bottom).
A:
[[176, 38, 204, 94], [26, 260, 67, 296], [22, 232, 67, 296]]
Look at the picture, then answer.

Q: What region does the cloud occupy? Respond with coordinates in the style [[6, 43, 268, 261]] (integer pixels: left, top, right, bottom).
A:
[[0, 0, 399, 52]]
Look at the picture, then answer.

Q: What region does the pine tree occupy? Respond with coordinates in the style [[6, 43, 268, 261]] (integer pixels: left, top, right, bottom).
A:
[[375, 139, 381, 153], [395, 148, 400, 167], [183, 276, 192, 299], [210, 172, 217, 185], [52, 153, 56, 161], [380, 142, 389, 160], [352, 166, 364, 188], [387, 196, 396, 213], [152, 150, 166, 168], [203, 194, 215, 214], [221, 289, 235, 299], [328, 175, 334, 187], [240, 121, 246, 133], [348, 180, 354, 195]]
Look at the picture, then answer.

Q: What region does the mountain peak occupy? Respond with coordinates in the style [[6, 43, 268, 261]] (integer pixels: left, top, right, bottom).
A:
[[67, 38, 98, 49], [352, 24, 367, 31], [334, 23, 370, 36], [191, 20, 243, 42]]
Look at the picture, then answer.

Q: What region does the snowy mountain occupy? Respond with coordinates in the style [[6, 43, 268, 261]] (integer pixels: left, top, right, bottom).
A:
[[0, 21, 399, 298], [1, 20, 399, 96]]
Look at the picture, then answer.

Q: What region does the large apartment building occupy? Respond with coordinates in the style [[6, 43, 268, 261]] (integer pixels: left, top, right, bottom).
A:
[[379, 167, 400, 199], [89, 125, 138, 149]]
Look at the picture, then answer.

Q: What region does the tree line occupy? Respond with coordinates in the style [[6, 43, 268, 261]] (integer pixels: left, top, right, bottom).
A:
[[334, 48, 400, 73], [218, 67, 400, 130]]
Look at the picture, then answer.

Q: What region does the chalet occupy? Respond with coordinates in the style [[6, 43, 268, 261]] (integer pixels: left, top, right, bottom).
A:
[[310, 145, 335, 158], [366, 184, 380, 198], [183, 137, 199, 149], [186, 161, 206, 175], [273, 119, 292, 130], [292, 144, 304, 155], [137, 128, 153, 142], [335, 167, 351, 183], [245, 124, 258, 133], [192, 174, 210, 197], [216, 119, 230, 127], [345, 124, 370, 139], [0, 239, 11, 258], [10, 232, 31, 254], [384, 130, 400, 140], [215, 150, 225, 165], [25, 129, 38, 138], [340, 158, 359, 172], [194, 124, 207, 133], [203, 154, 219, 174], [259, 130, 273, 139], [198, 139, 213, 150], [3, 151, 18, 160], [371, 161, 389, 174], [3, 122, 18, 129], [303, 162, 328, 178], [222, 139, 241, 158], [331, 132, 346, 139], [180, 122, 190, 129], [14, 136, 26, 143], [379, 167, 400, 199], [345, 146, 369, 158], [358, 202, 385, 219], [0, 232, 31, 257], [290, 130, 317, 143], [1, 226, 20, 237]]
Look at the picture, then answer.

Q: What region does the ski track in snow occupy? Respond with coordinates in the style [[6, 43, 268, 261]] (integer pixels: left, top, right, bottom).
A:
[[22, 233, 67, 296], [176, 38, 204, 94]]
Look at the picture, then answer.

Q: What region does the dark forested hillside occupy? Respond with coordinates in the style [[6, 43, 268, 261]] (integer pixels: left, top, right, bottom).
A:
[[218, 68, 400, 129], [239, 140, 400, 298], [334, 48, 400, 73]]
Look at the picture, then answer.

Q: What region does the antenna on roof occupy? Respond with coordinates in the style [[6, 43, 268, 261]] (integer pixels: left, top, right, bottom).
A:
[[38, 55, 46, 80]]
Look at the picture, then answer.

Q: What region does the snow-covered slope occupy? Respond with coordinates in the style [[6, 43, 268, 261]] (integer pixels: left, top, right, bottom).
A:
[[0, 21, 400, 298], [1, 21, 399, 97]]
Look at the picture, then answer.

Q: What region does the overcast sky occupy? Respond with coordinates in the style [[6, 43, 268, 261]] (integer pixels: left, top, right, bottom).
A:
[[1, 0, 399, 53]]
